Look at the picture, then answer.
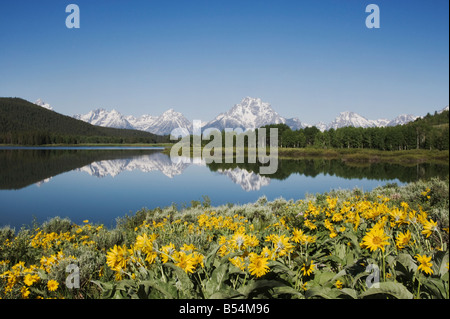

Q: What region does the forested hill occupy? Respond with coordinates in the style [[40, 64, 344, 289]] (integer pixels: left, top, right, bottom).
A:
[[0, 98, 170, 145], [258, 108, 449, 151]]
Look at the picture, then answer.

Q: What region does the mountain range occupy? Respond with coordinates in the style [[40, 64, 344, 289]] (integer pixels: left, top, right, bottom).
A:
[[36, 97, 448, 136]]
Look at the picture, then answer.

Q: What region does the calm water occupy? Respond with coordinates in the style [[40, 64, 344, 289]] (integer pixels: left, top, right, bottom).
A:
[[0, 147, 448, 229]]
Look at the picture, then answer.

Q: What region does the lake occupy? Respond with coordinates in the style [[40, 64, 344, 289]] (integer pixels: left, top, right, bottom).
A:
[[0, 147, 448, 229]]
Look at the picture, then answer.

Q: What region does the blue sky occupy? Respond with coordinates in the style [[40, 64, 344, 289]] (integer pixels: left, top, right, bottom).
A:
[[0, 0, 448, 124]]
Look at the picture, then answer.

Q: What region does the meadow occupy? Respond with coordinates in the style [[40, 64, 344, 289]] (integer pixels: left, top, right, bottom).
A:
[[0, 177, 448, 299]]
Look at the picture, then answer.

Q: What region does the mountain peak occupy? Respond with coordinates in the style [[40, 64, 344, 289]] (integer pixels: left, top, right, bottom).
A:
[[162, 108, 181, 116], [73, 108, 134, 130], [203, 97, 287, 131], [34, 99, 53, 111], [241, 96, 263, 104], [439, 105, 449, 113]]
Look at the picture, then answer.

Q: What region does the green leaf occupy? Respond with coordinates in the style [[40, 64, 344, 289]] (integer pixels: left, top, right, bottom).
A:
[[433, 250, 449, 276], [37, 268, 48, 280], [305, 286, 340, 299], [205, 262, 229, 298], [91, 280, 117, 299], [323, 255, 344, 267], [335, 243, 347, 260], [139, 280, 178, 299], [313, 270, 336, 286], [238, 279, 290, 298], [359, 282, 413, 299], [330, 269, 347, 283], [268, 260, 296, 277], [341, 232, 361, 253], [271, 285, 303, 298], [423, 277, 448, 299], [395, 253, 418, 273], [338, 288, 358, 299], [209, 287, 243, 299], [205, 244, 221, 270]]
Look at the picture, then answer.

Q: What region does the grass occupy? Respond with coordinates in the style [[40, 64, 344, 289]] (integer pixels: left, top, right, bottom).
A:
[[278, 148, 449, 165], [165, 145, 449, 165]]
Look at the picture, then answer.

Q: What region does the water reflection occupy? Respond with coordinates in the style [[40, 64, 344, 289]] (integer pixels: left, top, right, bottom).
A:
[[75, 152, 271, 191], [77, 153, 195, 179], [1, 148, 448, 192]]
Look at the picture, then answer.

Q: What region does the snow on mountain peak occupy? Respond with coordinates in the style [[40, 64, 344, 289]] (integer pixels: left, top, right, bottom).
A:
[[74, 107, 192, 136], [71, 97, 439, 136], [34, 99, 53, 111], [73, 108, 134, 130], [438, 105, 449, 113], [203, 97, 288, 131], [327, 111, 374, 130]]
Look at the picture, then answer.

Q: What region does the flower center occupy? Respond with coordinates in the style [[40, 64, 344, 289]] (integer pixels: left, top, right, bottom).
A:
[[372, 236, 382, 245]]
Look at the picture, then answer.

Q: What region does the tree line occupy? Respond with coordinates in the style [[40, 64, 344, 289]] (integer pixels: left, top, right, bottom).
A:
[[260, 110, 449, 151]]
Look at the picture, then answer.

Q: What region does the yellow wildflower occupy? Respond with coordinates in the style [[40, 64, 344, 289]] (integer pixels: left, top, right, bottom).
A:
[[47, 280, 59, 292], [106, 245, 128, 272], [415, 254, 433, 275], [248, 254, 270, 278], [360, 227, 390, 252], [301, 260, 315, 276], [173, 251, 196, 274], [396, 230, 411, 249], [422, 219, 438, 238]]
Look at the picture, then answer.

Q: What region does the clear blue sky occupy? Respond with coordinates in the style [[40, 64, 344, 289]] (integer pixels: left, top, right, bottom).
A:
[[0, 0, 448, 124]]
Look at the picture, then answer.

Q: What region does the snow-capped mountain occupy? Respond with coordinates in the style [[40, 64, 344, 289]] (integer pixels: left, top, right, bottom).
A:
[[284, 117, 305, 131], [386, 114, 418, 127], [203, 97, 306, 131], [125, 114, 158, 132], [318, 111, 418, 132], [71, 96, 434, 136], [74, 108, 191, 136], [73, 109, 135, 130], [129, 109, 192, 136], [438, 105, 449, 114], [35, 99, 53, 111], [313, 121, 328, 132], [326, 111, 381, 130]]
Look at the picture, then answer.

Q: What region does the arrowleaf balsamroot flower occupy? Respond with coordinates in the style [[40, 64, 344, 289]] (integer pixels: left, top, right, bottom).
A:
[[248, 254, 270, 278], [106, 245, 129, 272], [301, 260, 315, 276], [47, 279, 59, 292], [23, 273, 40, 286], [292, 228, 307, 244], [422, 219, 438, 238], [173, 251, 196, 274], [396, 230, 412, 249], [415, 254, 434, 275], [360, 227, 390, 252], [269, 234, 294, 257]]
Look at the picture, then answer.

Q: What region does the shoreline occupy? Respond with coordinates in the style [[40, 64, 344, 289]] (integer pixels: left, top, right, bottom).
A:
[[165, 146, 450, 165], [1, 144, 447, 165]]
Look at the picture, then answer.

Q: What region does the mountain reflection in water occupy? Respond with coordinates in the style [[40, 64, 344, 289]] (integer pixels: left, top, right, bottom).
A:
[[1, 148, 447, 192]]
